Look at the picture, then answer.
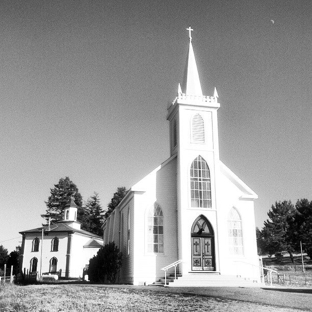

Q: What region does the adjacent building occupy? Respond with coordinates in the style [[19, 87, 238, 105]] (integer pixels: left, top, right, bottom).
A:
[[19, 199, 103, 278]]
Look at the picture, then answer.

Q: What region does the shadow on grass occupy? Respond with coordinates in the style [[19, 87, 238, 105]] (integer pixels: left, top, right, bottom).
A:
[[263, 287, 312, 294]]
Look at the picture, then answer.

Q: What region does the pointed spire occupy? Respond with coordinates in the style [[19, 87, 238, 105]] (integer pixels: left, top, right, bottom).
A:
[[213, 87, 219, 98], [178, 83, 182, 94], [181, 27, 202, 96]]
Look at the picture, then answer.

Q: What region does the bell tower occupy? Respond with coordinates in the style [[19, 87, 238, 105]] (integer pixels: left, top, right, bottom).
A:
[[167, 28, 221, 274]]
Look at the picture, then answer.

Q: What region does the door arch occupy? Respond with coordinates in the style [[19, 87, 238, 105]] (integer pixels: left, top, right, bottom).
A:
[[191, 215, 215, 271]]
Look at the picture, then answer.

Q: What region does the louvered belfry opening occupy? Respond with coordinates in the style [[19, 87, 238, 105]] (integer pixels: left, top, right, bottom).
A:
[[192, 114, 205, 143]]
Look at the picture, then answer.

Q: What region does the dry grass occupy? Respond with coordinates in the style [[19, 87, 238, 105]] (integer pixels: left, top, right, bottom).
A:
[[0, 284, 304, 312]]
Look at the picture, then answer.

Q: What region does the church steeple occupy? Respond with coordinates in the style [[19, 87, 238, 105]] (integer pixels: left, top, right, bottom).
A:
[[181, 27, 202, 96]]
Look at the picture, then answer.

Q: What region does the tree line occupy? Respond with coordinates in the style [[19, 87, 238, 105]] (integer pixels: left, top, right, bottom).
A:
[[45, 177, 127, 237], [257, 199, 312, 262]]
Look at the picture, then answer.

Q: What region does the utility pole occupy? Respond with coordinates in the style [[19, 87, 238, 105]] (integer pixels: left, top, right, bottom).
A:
[[300, 241, 305, 273]]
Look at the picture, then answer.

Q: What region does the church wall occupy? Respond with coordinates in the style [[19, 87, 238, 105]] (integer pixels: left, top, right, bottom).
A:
[[216, 172, 259, 280], [129, 158, 178, 285]]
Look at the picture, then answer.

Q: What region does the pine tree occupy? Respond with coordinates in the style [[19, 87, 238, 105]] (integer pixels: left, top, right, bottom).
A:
[[84, 193, 104, 236], [45, 177, 83, 222], [292, 199, 312, 259], [105, 187, 128, 218], [261, 201, 296, 261]]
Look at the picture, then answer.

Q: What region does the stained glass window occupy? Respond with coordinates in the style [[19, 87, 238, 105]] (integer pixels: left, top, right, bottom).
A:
[[190, 156, 212, 208], [147, 203, 164, 253], [228, 208, 243, 255]]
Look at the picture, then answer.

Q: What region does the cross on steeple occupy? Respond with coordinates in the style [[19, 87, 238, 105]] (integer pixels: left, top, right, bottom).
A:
[[186, 26, 193, 41]]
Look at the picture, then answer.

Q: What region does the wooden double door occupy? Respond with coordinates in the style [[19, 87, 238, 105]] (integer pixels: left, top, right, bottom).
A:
[[191, 215, 215, 271]]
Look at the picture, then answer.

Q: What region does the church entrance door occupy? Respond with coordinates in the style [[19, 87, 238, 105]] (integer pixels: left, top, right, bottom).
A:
[[191, 215, 215, 271]]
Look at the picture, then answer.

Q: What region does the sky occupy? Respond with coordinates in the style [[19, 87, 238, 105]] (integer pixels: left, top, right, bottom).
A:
[[1, 0, 311, 252]]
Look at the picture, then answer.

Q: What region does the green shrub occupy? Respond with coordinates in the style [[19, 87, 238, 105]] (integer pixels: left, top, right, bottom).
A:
[[88, 242, 122, 283]]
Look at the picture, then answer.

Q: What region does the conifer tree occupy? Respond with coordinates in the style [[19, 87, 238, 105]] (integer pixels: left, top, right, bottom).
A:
[[105, 187, 128, 218], [84, 193, 104, 236], [261, 200, 296, 261], [45, 177, 83, 222]]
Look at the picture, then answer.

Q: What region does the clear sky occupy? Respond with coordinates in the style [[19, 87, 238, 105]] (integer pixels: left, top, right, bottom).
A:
[[1, 0, 311, 252]]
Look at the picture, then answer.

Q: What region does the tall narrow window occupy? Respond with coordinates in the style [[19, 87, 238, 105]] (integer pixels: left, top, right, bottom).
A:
[[127, 208, 130, 256], [49, 257, 58, 273], [32, 238, 40, 252], [30, 257, 38, 273], [190, 156, 212, 208], [147, 203, 164, 253], [51, 237, 59, 252], [173, 119, 177, 147], [66, 210, 69, 220], [192, 114, 205, 143], [228, 208, 243, 255]]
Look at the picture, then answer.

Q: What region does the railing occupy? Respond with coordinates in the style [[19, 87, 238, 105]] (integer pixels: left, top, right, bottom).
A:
[[233, 260, 278, 286], [161, 260, 183, 286]]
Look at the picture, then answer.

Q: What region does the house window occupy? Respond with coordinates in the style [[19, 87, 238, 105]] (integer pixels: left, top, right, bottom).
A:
[[32, 238, 40, 252], [127, 208, 130, 256], [147, 203, 164, 253], [190, 156, 212, 208], [30, 257, 38, 273], [192, 114, 205, 143], [49, 257, 58, 273], [228, 208, 244, 255], [66, 210, 69, 220], [51, 237, 59, 252]]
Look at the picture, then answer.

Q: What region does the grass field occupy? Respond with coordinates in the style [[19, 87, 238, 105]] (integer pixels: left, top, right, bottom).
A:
[[0, 283, 309, 312]]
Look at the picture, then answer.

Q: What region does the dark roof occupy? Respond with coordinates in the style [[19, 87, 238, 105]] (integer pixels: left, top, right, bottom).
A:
[[19, 222, 103, 239]]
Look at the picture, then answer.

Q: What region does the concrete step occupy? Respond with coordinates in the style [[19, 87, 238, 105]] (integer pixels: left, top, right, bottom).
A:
[[168, 273, 262, 287]]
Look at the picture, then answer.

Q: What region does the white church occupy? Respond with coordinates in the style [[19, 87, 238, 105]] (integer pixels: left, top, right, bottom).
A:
[[103, 29, 260, 286]]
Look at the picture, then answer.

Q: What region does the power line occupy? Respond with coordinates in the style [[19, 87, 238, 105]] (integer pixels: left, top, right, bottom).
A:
[[0, 237, 21, 244]]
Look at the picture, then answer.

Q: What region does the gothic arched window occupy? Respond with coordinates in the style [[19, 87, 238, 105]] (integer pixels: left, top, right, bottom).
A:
[[147, 203, 164, 253], [127, 207, 131, 256], [30, 257, 38, 273], [173, 119, 177, 147], [51, 237, 59, 252], [49, 257, 58, 273], [32, 238, 40, 252], [228, 208, 243, 255], [192, 114, 205, 143], [190, 156, 212, 208]]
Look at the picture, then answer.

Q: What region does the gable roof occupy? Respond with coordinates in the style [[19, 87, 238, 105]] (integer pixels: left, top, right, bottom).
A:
[[83, 238, 103, 248], [19, 222, 103, 239], [220, 161, 258, 200]]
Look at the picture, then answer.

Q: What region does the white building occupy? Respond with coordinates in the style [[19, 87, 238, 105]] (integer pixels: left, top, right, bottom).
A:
[[103, 30, 260, 286], [19, 199, 103, 279]]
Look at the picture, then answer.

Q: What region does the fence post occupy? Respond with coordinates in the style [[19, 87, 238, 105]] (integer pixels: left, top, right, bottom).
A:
[[10, 265, 13, 283], [4, 264, 6, 284]]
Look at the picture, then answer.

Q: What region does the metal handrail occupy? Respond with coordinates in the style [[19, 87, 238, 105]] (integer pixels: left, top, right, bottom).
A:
[[161, 259, 183, 286], [233, 259, 278, 286]]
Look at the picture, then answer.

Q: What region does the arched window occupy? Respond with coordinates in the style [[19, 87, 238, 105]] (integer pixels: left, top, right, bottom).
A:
[[147, 203, 164, 253], [30, 257, 38, 273], [190, 156, 212, 208], [49, 257, 58, 273], [127, 207, 130, 256], [173, 119, 177, 147], [228, 208, 243, 255], [66, 210, 69, 220], [192, 114, 205, 143], [32, 238, 40, 252], [51, 237, 59, 252]]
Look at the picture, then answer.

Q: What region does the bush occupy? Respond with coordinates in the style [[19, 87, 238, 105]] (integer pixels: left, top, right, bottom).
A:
[[88, 242, 122, 283]]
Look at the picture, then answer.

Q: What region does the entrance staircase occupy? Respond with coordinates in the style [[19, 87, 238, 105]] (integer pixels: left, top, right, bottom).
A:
[[153, 272, 262, 287]]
